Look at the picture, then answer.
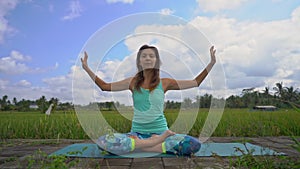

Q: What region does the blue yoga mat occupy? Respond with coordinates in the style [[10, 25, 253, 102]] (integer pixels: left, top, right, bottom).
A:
[[50, 142, 284, 158]]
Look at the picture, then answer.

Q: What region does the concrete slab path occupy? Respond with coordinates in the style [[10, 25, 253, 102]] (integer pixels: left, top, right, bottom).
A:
[[1, 136, 299, 169]]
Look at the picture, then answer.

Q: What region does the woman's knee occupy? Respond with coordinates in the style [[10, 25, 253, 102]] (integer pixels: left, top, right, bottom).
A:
[[96, 133, 134, 155], [165, 134, 201, 156], [183, 135, 201, 153]]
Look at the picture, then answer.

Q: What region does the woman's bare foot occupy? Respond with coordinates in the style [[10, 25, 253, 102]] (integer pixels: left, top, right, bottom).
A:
[[133, 130, 176, 149], [161, 130, 176, 139], [150, 130, 175, 140], [139, 130, 176, 152]]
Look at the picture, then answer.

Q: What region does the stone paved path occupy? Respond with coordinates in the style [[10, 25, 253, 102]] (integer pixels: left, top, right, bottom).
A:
[[0, 137, 299, 169]]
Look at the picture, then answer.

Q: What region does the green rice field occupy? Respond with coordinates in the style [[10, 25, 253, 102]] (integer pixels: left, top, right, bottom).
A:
[[0, 108, 299, 139]]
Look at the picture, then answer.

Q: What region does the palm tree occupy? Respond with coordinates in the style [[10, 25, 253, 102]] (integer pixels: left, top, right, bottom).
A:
[[284, 86, 299, 102], [273, 82, 284, 98], [263, 87, 270, 96], [36, 96, 48, 113], [0, 95, 9, 111], [260, 87, 273, 105]]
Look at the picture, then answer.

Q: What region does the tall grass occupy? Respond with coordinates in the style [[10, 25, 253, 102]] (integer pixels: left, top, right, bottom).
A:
[[0, 111, 87, 139], [212, 109, 300, 137], [0, 108, 299, 139]]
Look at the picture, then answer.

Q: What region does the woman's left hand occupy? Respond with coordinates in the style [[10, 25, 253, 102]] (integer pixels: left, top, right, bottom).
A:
[[210, 46, 216, 64]]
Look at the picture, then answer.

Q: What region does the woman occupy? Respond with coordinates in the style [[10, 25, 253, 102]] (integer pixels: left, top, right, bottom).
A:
[[81, 44, 216, 156]]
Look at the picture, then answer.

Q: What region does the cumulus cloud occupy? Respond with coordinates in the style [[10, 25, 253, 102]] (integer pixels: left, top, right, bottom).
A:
[[72, 63, 122, 105], [160, 8, 175, 15], [0, 52, 122, 104], [0, 50, 65, 102], [16, 79, 31, 87], [0, 51, 31, 74], [0, 50, 59, 76], [1, 80, 44, 101], [196, 0, 248, 12], [0, 79, 9, 90], [1, 65, 75, 102], [291, 6, 300, 25], [61, 0, 83, 21], [189, 7, 300, 92], [95, 6, 300, 99], [0, 0, 19, 43], [42, 71, 74, 101]]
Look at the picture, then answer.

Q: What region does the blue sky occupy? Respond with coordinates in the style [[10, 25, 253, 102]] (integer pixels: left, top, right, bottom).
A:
[[1, 0, 300, 104]]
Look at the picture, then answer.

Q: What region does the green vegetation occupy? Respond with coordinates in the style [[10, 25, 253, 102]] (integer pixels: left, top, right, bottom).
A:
[[0, 108, 299, 139], [229, 143, 300, 169], [0, 111, 86, 139]]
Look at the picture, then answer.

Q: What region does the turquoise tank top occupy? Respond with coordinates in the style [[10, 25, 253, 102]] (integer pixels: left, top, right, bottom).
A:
[[131, 80, 168, 134]]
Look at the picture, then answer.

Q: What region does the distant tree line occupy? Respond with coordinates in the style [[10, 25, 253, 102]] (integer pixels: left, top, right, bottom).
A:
[[1, 82, 299, 112], [226, 82, 299, 108], [78, 101, 121, 111], [166, 82, 299, 109], [0, 95, 74, 112]]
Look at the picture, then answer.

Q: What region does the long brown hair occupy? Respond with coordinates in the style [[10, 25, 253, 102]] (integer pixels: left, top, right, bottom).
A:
[[134, 44, 161, 92]]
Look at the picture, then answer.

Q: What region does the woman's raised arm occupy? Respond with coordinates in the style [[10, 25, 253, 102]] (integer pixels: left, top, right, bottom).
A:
[[81, 51, 132, 91], [163, 46, 216, 92]]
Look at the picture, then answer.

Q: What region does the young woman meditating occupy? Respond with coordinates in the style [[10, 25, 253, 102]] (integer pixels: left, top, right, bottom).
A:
[[81, 44, 216, 156]]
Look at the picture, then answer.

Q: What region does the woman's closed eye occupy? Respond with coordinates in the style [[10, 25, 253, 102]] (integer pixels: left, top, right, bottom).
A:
[[141, 54, 155, 58]]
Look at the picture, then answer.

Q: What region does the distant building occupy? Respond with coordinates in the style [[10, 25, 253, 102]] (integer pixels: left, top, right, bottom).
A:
[[29, 104, 39, 109], [253, 105, 277, 111]]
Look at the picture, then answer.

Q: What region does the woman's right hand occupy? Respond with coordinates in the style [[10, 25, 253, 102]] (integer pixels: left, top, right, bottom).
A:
[[81, 51, 89, 70]]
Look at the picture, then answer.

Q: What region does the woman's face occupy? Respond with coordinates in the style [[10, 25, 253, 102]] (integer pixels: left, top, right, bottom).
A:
[[139, 48, 157, 70]]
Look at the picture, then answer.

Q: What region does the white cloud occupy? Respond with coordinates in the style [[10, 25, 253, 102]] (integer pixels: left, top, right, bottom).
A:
[[291, 6, 300, 22], [10, 50, 31, 61], [72, 64, 119, 105], [189, 7, 300, 90], [0, 80, 44, 101], [160, 8, 175, 15], [0, 0, 19, 43], [0, 53, 121, 104], [96, 6, 300, 99], [42, 73, 73, 101], [61, 0, 83, 21], [196, 0, 248, 12], [106, 0, 134, 4], [16, 79, 31, 87], [1, 65, 76, 103], [0, 50, 59, 76], [0, 51, 31, 74], [0, 79, 9, 90]]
